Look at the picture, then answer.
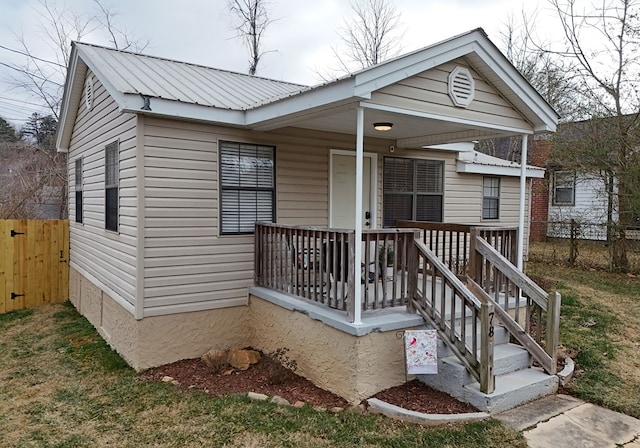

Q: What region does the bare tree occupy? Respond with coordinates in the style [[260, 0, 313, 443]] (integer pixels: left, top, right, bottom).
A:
[[341, 0, 403, 69], [5, 0, 148, 120], [320, 0, 403, 78], [228, 0, 273, 75], [1, 0, 148, 220], [533, 0, 640, 272]]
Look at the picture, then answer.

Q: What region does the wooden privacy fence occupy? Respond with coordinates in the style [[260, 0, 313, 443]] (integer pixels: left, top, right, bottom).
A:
[[0, 219, 69, 314]]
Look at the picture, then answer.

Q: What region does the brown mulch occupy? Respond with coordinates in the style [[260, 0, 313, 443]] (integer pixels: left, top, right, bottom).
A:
[[140, 352, 478, 414]]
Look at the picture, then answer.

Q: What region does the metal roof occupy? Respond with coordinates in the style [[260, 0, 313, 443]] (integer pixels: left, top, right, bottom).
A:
[[75, 42, 308, 110]]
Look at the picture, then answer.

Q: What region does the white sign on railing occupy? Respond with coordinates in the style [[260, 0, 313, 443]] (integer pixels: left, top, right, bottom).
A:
[[404, 330, 438, 374]]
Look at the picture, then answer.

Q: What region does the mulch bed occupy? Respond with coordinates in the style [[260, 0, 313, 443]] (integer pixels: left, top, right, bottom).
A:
[[140, 352, 479, 414]]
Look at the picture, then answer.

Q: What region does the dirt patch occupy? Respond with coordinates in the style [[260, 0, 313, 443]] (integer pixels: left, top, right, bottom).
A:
[[140, 353, 478, 414]]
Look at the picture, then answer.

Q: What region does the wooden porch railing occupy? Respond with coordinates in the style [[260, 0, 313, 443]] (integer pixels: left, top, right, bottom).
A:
[[395, 221, 518, 275], [409, 238, 495, 393], [254, 223, 416, 322], [255, 221, 560, 389], [469, 235, 561, 374]]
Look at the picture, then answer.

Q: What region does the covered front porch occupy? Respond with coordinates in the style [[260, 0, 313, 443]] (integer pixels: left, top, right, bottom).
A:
[[244, 29, 562, 407], [252, 221, 560, 400]]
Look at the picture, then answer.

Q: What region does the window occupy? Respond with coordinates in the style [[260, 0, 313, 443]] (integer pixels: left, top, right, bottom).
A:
[[552, 171, 575, 206], [220, 141, 275, 234], [105, 141, 119, 231], [383, 157, 444, 227], [74, 158, 83, 223], [482, 176, 500, 219]]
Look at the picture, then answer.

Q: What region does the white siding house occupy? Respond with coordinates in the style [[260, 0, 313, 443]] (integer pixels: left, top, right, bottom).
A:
[[56, 29, 558, 403]]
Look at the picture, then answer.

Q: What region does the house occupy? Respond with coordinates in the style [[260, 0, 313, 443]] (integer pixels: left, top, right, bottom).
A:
[[56, 28, 560, 410], [529, 119, 640, 242]]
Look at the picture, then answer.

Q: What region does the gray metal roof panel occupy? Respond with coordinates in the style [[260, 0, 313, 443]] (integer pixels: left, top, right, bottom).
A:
[[75, 42, 307, 110]]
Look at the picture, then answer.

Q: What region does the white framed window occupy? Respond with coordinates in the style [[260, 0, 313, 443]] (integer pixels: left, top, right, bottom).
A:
[[74, 158, 83, 224], [552, 171, 575, 206], [482, 176, 500, 220], [219, 141, 275, 235], [383, 157, 444, 227], [105, 141, 119, 231]]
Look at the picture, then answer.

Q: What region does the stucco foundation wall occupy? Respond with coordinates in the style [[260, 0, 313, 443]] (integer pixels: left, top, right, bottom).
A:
[[249, 295, 413, 403], [69, 267, 252, 370]]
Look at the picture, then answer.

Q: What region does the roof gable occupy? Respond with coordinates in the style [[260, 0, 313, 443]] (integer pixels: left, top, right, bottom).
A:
[[56, 28, 559, 152]]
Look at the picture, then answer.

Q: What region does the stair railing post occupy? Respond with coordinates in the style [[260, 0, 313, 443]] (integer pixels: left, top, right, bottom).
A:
[[406, 231, 420, 314], [480, 301, 495, 394], [545, 291, 561, 374]]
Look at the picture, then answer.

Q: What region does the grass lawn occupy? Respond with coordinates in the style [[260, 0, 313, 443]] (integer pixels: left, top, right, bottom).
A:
[[528, 241, 640, 418], [0, 303, 526, 448]]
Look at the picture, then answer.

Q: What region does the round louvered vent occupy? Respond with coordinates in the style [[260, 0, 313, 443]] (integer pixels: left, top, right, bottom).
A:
[[85, 75, 94, 111], [448, 66, 475, 108]]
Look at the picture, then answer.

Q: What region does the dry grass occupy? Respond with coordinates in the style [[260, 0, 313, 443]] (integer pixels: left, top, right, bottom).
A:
[[527, 246, 640, 417], [0, 303, 526, 447], [529, 238, 640, 273]]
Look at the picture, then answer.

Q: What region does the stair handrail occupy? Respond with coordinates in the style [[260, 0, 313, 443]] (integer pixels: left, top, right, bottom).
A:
[[410, 238, 495, 394], [469, 235, 561, 375]]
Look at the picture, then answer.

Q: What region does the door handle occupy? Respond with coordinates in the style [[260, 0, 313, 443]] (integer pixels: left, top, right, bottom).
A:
[[365, 211, 371, 220]]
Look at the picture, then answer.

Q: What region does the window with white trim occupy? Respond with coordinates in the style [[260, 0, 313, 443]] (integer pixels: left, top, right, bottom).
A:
[[482, 176, 500, 220], [74, 158, 83, 223], [552, 171, 575, 206], [105, 141, 119, 231], [383, 157, 444, 227], [220, 141, 275, 234]]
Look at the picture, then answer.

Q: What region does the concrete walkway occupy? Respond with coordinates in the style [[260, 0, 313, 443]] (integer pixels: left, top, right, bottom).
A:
[[496, 395, 640, 448]]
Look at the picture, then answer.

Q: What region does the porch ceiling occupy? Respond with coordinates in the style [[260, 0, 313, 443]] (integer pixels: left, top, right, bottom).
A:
[[265, 103, 520, 148]]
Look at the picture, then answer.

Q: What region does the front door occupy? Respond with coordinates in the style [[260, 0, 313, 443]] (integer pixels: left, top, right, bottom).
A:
[[330, 152, 374, 230]]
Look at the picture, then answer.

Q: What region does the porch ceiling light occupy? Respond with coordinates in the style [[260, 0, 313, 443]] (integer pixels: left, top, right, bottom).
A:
[[373, 122, 393, 131]]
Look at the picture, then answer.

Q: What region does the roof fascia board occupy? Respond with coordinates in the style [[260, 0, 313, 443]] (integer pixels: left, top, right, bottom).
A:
[[120, 93, 246, 125], [456, 160, 545, 178], [245, 77, 367, 126], [56, 47, 82, 152], [353, 40, 478, 97]]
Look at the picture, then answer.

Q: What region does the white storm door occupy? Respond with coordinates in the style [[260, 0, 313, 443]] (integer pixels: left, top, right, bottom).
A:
[[330, 152, 374, 230]]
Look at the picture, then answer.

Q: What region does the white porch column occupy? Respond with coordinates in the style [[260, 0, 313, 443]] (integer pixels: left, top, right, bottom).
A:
[[517, 134, 528, 271], [353, 107, 364, 325]]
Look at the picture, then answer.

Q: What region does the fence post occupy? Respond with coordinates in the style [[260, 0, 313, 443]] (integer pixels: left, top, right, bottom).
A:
[[545, 291, 561, 375], [480, 301, 495, 394], [569, 219, 579, 266]]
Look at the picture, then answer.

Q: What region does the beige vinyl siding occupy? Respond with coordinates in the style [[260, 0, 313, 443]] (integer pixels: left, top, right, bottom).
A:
[[68, 73, 138, 306], [141, 120, 392, 316], [371, 59, 531, 131]]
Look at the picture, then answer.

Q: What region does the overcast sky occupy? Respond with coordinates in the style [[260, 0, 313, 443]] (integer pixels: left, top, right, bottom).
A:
[[0, 0, 561, 128]]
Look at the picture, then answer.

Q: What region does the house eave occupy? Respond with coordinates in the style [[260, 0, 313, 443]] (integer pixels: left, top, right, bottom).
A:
[[456, 161, 545, 178], [120, 94, 246, 126]]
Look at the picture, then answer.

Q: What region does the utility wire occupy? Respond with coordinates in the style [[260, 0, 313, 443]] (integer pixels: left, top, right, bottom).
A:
[[0, 44, 65, 68], [0, 60, 64, 86]]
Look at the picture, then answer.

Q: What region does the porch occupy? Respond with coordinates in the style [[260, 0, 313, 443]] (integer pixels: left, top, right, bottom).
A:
[[253, 221, 561, 399]]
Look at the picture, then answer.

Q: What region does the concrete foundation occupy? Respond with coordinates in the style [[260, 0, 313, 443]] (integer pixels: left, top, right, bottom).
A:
[[69, 267, 419, 403], [69, 267, 251, 370]]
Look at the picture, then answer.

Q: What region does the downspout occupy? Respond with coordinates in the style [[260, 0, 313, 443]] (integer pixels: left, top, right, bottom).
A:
[[353, 107, 364, 325], [517, 134, 528, 271]]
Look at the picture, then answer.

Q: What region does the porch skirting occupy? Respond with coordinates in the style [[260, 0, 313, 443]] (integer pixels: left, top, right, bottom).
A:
[[69, 267, 424, 403]]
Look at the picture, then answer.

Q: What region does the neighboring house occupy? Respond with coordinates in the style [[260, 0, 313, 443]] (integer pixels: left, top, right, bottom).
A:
[[529, 122, 633, 242], [56, 28, 558, 408]]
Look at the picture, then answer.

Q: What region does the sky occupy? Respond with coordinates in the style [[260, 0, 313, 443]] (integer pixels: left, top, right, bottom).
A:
[[0, 0, 559, 129]]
